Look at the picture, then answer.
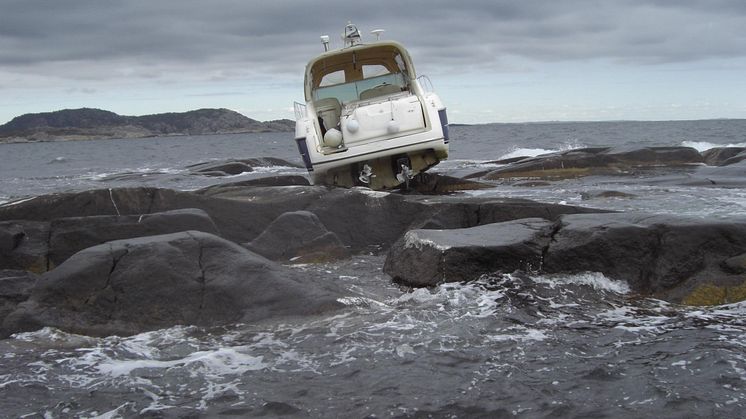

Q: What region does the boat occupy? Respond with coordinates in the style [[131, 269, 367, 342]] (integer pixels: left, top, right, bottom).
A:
[[293, 23, 449, 190]]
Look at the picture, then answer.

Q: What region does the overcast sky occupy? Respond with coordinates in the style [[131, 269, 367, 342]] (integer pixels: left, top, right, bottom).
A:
[[1, 0, 745, 124]]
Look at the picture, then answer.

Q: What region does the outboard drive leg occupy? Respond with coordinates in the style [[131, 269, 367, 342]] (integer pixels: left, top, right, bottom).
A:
[[395, 157, 414, 190], [358, 164, 375, 184]]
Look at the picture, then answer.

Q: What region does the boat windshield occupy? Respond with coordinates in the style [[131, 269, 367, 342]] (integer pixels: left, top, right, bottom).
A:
[[312, 72, 406, 104]]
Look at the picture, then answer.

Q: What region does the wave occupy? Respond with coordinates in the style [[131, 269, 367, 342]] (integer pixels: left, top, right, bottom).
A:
[[497, 140, 587, 161], [531, 271, 631, 294], [681, 140, 746, 152]]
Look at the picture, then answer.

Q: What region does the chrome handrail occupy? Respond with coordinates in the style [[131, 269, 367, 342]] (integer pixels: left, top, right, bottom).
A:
[[293, 101, 307, 121]]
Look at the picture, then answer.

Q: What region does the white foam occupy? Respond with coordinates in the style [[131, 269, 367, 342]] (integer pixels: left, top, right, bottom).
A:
[[352, 187, 390, 198], [0, 196, 37, 208], [532, 272, 631, 294], [77, 345, 267, 378], [499, 148, 556, 160], [497, 141, 586, 161], [403, 230, 450, 251], [681, 140, 746, 152]]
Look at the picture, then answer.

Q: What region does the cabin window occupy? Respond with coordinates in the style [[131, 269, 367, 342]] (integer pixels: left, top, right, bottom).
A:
[[362, 64, 390, 79], [394, 54, 407, 74], [319, 70, 345, 87]]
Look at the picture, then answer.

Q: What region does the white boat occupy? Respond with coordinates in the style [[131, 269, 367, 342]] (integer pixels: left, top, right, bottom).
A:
[[293, 23, 449, 190]]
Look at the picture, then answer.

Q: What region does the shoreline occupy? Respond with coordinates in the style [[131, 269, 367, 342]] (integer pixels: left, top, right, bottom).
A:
[[0, 128, 293, 145]]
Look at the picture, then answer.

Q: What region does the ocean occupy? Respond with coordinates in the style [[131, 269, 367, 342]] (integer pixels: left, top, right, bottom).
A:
[[1, 120, 746, 417]]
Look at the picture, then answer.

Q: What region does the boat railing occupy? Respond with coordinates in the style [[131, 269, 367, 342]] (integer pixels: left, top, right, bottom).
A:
[[293, 101, 307, 121], [417, 75, 434, 93]]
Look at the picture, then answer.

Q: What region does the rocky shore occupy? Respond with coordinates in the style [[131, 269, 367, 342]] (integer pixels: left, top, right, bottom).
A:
[[2, 145, 746, 338]]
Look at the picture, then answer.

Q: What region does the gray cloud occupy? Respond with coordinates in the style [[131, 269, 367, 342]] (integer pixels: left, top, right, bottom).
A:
[[1, 0, 745, 84]]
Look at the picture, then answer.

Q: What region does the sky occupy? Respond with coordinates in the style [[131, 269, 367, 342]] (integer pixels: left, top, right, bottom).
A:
[[1, 0, 745, 125]]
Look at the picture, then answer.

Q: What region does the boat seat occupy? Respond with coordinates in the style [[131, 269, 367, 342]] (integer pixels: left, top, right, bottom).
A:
[[359, 83, 402, 101], [314, 97, 341, 133]]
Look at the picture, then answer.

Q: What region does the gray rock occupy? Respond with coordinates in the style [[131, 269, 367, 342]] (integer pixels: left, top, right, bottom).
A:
[[196, 176, 310, 196], [384, 212, 746, 303], [701, 147, 746, 166], [384, 218, 552, 286], [192, 161, 254, 176], [48, 208, 219, 268], [0, 221, 50, 273], [0, 224, 25, 252], [0, 186, 604, 253], [188, 157, 302, 176], [2, 231, 345, 337], [476, 146, 703, 180], [722, 253, 746, 274], [0, 270, 37, 325], [245, 211, 349, 263], [580, 190, 637, 200], [542, 213, 746, 298]]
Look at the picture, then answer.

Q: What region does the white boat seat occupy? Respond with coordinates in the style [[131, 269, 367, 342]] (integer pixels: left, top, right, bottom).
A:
[[314, 97, 341, 132], [359, 83, 402, 101]]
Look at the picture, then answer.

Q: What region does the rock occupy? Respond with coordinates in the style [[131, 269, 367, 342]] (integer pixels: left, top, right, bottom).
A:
[[580, 190, 637, 200], [191, 161, 254, 176], [701, 147, 746, 166], [384, 218, 553, 287], [682, 282, 746, 306], [2, 231, 345, 337], [542, 213, 746, 299], [0, 221, 50, 273], [188, 157, 302, 176], [722, 150, 746, 166], [474, 146, 703, 181], [0, 270, 37, 325], [722, 253, 746, 274], [384, 212, 746, 303], [0, 186, 604, 254], [406, 173, 493, 194], [245, 211, 349, 263], [684, 160, 746, 187], [48, 208, 220, 268], [0, 223, 26, 252], [196, 176, 310, 196], [0, 187, 327, 246]]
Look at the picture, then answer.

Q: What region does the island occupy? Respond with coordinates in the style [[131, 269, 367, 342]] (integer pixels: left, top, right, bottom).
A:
[[0, 108, 295, 143]]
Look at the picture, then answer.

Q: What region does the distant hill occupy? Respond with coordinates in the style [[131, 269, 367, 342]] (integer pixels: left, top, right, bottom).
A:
[[0, 108, 295, 142]]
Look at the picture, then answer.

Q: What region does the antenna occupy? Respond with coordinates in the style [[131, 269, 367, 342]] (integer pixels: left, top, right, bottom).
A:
[[371, 29, 385, 41], [320, 35, 330, 51], [343, 22, 361, 47]]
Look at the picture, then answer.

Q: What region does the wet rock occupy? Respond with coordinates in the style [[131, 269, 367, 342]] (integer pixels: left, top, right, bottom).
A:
[[722, 253, 746, 274], [384, 218, 552, 287], [682, 282, 746, 306], [0, 187, 327, 246], [406, 173, 493, 194], [245, 211, 349, 263], [0, 221, 50, 273], [385, 212, 746, 303], [0, 270, 37, 324], [684, 160, 746, 187], [513, 181, 552, 187], [196, 176, 310, 196], [580, 190, 637, 200], [0, 223, 26, 252], [2, 231, 345, 337], [0, 186, 604, 254], [542, 213, 746, 300], [701, 147, 746, 166], [48, 208, 220, 268], [188, 157, 302, 176], [192, 161, 254, 176], [474, 146, 703, 181]]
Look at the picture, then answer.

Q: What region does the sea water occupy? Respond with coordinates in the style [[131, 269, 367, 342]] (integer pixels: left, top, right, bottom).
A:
[[1, 120, 746, 417]]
